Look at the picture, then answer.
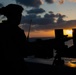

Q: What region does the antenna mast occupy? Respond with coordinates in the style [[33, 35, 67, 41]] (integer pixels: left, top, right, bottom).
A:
[[27, 19, 32, 41]]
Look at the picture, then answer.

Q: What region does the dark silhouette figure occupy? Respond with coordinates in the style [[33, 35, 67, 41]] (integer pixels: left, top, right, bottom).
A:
[[53, 29, 65, 66], [0, 4, 27, 74], [53, 39, 64, 66]]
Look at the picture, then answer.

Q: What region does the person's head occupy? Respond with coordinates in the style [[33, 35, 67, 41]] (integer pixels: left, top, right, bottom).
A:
[[0, 4, 24, 18], [0, 4, 24, 25]]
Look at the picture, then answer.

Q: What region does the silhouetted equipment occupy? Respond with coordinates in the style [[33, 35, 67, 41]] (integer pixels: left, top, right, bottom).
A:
[[34, 39, 53, 59], [27, 19, 32, 41], [72, 29, 76, 46], [54, 29, 65, 50], [27, 39, 53, 59], [55, 29, 64, 39], [53, 29, 66, 65], [54, 29, 76, 58]]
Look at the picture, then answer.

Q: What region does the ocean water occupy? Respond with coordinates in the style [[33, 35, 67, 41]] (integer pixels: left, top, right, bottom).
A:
[[29, 37, 54, 42]]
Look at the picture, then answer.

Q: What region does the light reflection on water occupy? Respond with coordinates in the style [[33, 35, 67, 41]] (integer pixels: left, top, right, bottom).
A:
[[53, 50, 76, 68], [63, 58, 76, 68], [25, 56, 76, 68]]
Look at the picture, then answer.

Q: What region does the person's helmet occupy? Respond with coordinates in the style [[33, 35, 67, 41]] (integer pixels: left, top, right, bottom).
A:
[[0, 4, 24, 16]]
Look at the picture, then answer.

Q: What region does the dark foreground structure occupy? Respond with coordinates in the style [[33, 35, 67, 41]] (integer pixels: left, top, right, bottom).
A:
[[25, 29, 76, 75], [0, 4, 28, 74], [1, 3, 76, 75], [54, 29, 76, 58], [67, 29, 76, 58], [25, 61, 76, 75], [73, 29, 76, 46]]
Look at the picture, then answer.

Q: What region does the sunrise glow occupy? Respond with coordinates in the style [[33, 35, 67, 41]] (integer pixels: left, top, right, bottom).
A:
[[25, 29, 74, 38], [25, 30, 55, 38], [63, 29, 73, 37], [65, 59, 76, 68]]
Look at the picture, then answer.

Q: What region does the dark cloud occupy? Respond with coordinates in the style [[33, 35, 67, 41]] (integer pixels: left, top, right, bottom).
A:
[[45, 0, 54, 4], [21, 12, 67, 26], [20, 11, 76, 32], [16, 0, 76, 8], [20, 12, 56, 31], [49, 11, 53, 14], [20, 20, 76, 31], [21, 12, 56, 25], [16, 0, 43, 7], [44, 12, 55, 18], [0, 3, 3, 8], [21, 14, 39, 24], [54, 20, 76, 29], [56, 13, 67, 23], [26, 8, 45, 14], [16, 0, 56, 7]]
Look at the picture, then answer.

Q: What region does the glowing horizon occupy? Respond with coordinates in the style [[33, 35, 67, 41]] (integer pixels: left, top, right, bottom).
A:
[[24, 29, 73, 38], [63, 29, 73, 37], [0, 0, 76, 38], [25, 30, 55, 38]]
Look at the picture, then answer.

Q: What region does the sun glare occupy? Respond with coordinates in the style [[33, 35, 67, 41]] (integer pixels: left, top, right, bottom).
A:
[[66, 30, 72, 34], [63, 29, 73, 37]]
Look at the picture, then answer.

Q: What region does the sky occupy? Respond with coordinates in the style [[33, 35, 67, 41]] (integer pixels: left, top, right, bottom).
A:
[[0, 0, 76, 38]]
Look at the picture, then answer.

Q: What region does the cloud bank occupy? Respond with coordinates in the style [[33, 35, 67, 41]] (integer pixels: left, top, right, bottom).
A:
[[21, 12, 57, 25], [20, 20, 76, 31], [16, 0, 58, 7], [16, 0, 43, 7], [0, 3, 3, 8], [0, 0, 76, 8], [19, 12, 76, 32], [16, 0, 76, 7], [0, 0, 76, 32], [26, 8, 45, 14]]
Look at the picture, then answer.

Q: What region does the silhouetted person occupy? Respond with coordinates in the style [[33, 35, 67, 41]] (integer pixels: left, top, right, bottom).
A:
[[52, 50, 64, 66], [0, 4, 27, 74], [52, 29, 65, 66], [53, 38, 65, 65], [53, 38, 64, 66]]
